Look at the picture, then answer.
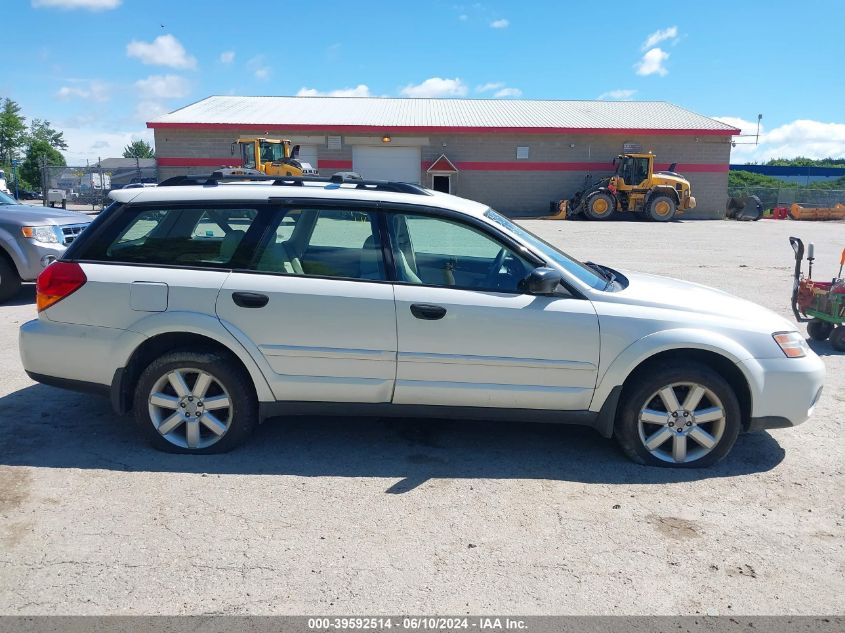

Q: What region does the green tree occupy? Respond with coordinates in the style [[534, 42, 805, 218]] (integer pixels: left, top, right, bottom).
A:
[[122, 139, 155, 159], [28, 119, 68, 151], [0, 98, 27, 165], [20, 140, 66, 189]]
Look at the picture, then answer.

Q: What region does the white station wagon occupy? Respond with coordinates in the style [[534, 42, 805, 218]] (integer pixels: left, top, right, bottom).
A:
[[19, 174, 825, 467]]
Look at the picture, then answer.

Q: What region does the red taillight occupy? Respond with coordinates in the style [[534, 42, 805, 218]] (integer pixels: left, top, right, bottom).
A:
[[36, 262, 87, 312]]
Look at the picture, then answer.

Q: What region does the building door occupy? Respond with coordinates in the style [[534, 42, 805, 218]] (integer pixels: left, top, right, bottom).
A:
[[295, 145, 318, 172], [431, 175, 450, 193], [352, 146, 421, 183]]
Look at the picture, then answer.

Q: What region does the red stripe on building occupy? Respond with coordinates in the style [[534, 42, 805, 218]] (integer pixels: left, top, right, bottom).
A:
[[158, 156, 727, 174], [318, 160, 353, 169], [147, 121, 738, 137]]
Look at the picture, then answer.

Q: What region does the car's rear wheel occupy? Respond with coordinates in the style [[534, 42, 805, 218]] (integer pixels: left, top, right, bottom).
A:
[[134, 350, 257, 453], [0, 256, 22, 303], [615, 362, 741, 467]]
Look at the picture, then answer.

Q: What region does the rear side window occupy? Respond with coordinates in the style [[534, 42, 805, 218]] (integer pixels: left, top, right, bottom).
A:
[[79, 205, 260, 268]]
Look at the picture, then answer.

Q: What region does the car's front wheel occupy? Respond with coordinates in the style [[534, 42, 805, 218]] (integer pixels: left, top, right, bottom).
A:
[[134, 350, 257, 453], [615, 362, 741, 467]]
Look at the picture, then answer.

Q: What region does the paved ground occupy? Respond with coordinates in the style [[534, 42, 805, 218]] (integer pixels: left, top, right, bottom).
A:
[[0, 218, 842, 615]]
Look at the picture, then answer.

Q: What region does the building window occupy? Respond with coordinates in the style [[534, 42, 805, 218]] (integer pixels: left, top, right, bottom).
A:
[[516, 146, 529, 160], [327, 136, 342, 150]]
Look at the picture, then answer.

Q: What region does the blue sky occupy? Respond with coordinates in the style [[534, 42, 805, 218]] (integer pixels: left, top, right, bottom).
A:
[[4, 0, 843, 164]]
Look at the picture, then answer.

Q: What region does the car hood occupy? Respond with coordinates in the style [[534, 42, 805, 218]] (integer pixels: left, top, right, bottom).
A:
[[611, 270, 795, 333], [0, 203, 91, 226]]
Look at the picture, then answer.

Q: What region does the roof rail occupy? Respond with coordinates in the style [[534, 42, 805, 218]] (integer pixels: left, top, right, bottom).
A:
[[157, 171, 431, 195]]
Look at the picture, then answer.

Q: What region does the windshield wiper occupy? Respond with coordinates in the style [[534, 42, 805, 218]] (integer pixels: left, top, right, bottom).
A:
[[585, 261, 618, 290]]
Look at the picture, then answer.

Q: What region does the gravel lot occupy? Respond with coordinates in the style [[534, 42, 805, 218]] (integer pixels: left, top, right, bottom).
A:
[[0, 218, 842, 615]]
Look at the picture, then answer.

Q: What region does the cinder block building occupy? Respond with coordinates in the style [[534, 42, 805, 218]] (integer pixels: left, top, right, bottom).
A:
[[148, 96, 739, 218]]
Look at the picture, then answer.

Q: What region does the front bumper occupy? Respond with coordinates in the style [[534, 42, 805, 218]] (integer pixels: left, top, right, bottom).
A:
[[15, 240, 68, 281], [738, 352, 826, 429]]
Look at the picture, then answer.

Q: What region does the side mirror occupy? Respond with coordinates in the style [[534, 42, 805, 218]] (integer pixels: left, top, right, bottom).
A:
[[522, 266, 563, 295]]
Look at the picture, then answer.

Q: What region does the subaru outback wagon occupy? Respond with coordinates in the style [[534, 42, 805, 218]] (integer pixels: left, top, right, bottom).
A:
[[19, 174, 825, 467]]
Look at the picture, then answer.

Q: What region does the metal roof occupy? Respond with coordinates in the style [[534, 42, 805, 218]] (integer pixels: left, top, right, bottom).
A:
[[148, 96, 739, 135]]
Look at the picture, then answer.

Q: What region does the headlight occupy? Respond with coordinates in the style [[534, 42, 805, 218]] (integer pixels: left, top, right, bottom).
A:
[[21, 226, 61, 244], [773, 331, 809, 358]]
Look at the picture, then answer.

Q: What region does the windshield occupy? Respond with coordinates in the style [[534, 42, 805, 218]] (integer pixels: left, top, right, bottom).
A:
[[484, 208, 607, 290], [259, 141, 286, 162], [0, 191, 17, 205]]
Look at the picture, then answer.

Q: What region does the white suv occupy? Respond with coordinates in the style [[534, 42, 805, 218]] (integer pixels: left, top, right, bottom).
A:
[[19, 174, 825, 466]]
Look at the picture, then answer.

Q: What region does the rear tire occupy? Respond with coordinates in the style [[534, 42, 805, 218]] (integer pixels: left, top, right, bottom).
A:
[[0, 256, 22, 303], [830, 326, 845, 352], [585, 192, 615, 220], [133, 350, 258, 454], [614, 362, 741, 468], [647, 194, 677, 222], [807, 319, 834, 341]]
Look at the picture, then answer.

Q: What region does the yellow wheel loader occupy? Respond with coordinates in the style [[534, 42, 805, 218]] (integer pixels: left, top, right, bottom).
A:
[[568, 153, 696, 221], [225, 137, 319, 178]]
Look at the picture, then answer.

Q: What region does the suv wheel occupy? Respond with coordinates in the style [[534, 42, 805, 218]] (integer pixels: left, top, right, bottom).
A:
[[615, 362, 741, 467], [134, 350, 257, 453], [0, 256, 22, 303]]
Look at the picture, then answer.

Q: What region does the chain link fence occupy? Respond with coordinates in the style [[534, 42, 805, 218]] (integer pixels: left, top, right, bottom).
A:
[[727, 186, 845, 210], [39, 160, 157, 211]]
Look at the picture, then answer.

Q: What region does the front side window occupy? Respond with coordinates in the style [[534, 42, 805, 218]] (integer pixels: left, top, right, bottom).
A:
[[252, 208, 385, 281], [240, 142, 256, 169], [386, 212, 532, 292], [84, 206, 258, 267]]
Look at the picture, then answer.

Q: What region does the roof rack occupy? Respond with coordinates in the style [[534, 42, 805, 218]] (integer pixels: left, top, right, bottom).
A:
[[157, 171, 431, 195]]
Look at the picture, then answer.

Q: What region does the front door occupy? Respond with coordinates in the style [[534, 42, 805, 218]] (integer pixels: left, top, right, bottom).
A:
[[385, 211, 600, 411], [216, 205, 397, 403]]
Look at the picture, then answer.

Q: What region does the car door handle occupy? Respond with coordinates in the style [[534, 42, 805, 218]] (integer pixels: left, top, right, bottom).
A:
[[232, 292, 269, 308], [410, 303, 447, 320]]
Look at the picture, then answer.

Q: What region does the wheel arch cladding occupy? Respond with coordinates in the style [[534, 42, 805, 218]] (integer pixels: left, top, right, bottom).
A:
[[618, 348, 752, 432], [113, 332, 261, 415]]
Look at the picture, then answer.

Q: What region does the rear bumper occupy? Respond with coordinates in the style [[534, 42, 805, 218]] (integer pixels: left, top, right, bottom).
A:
[[19, 318, 143, 388], [739, 353, 826, 428]]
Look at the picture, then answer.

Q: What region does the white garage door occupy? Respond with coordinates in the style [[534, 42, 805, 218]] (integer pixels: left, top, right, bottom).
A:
[[295, 145, 318, 172], [352, 146, 421, 183]]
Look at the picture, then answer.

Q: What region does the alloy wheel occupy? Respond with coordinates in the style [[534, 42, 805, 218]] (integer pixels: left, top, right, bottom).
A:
[[637, 382, 726, 464], [147, 367, 233, 449]]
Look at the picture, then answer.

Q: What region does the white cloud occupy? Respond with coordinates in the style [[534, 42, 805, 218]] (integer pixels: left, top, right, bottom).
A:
[[458, 13, 468, 20], [476, 82, 504, 93], [56, 80, 110, 102], [32, 0, 120, 10], [134, 100, 170, 123], [400, 77, 468, 98], [635, 47, 669, 76], [493, 87, 522, 98], [490, 18, 509, 29], [247, 55, 271, 80], [642, 26, 678, 50], [126, 34, 197, 70], [60, 125, 154, 164], [598, 89, 637, 100], [713, 117, 845, 162], [219, 50, 235, 64], [297, 84, 372, 97], [134, 74, 190, 99]]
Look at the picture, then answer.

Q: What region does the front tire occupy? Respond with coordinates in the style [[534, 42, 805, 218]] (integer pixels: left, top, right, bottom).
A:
[[0, 256, 22, 303], [133, 350, 257, 453], [807, 319, 834, 341], [615, 362, 741, 467], [585, 192, 615, 220]]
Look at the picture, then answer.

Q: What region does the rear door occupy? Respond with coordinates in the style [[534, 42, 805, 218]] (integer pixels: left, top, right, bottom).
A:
[[216, 203, 397, 403]]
